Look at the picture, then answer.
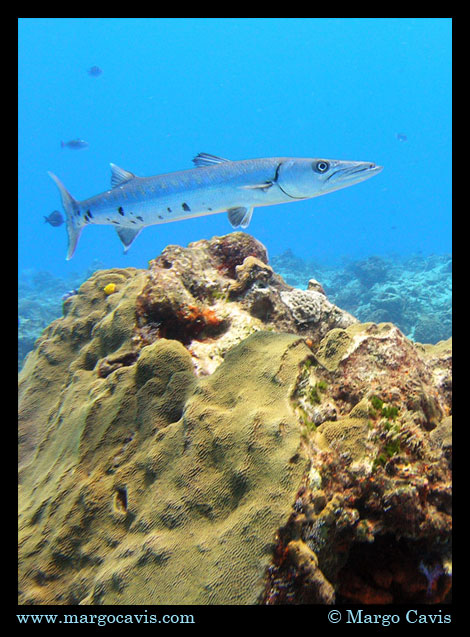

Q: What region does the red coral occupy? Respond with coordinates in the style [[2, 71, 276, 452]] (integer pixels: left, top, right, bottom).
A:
[[175, 304, 224, 341]]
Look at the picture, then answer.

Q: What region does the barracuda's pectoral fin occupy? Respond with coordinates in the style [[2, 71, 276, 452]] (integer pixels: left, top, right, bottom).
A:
[[116, 227, 142, 253], [193, 153, 231, 167], [227, 206, 254, 229], [110, 163, 137, 188], [240, 181, 273, 192]]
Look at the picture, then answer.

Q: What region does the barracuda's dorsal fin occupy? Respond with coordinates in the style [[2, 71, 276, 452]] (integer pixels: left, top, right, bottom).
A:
[[110, 163, 136, 188], [116, 227, 142, 252], [193, 153, 231, 167], [227, 206, 254, 229]]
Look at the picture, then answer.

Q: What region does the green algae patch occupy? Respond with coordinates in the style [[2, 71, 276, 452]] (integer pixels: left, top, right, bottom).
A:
[[18, 330, 311, 605]]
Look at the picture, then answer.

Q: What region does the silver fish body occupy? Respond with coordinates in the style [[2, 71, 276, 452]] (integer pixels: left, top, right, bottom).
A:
[[49, 153, 382, 260]]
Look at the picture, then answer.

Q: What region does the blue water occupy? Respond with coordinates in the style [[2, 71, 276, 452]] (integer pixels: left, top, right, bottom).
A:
[[18, 18, 452, 277]]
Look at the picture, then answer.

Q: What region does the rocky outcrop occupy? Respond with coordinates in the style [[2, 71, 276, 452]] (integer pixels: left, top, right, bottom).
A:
[[134, 233, 356, 375], [18, 233, 452, 605]]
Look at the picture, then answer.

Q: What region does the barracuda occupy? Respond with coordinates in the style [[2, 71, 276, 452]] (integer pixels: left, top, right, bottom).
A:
[[48, 152, 383, 260]]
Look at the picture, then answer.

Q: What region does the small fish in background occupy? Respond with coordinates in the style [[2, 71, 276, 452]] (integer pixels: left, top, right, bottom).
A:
[[396, 133, 408, 142], [61, 139, 89, 150], [87, 65, 103, 77], [44, 210, 64, 227]]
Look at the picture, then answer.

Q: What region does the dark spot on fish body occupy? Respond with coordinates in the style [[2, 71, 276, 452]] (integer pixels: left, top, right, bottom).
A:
[[182, 203, 191, 211], [167, 207, 172, 213], [118, 206, 124, 215], [130, 220, 137, 224], [112, 220, 121, 225], [158, 215, 163, 219], [83, 210, 94, 223], [136, 216, 144, 222]]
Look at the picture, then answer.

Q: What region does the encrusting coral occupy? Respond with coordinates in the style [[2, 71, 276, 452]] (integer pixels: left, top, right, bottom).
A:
[[18, 233, 452, 605]]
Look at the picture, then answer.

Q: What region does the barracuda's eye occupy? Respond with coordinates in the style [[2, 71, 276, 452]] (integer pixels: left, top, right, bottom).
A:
[[314, 160, 330, 173]]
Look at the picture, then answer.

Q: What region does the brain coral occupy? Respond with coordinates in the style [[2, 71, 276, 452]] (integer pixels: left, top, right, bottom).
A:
[[18, 330, 311, 605], [280, 288, 356, 333]]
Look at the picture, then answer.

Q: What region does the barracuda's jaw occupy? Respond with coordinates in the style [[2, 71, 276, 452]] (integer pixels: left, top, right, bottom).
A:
[[323, 162, 383, 192]]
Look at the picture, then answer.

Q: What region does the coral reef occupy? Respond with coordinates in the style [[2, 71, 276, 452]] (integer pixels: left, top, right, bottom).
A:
[[262, 322, 451, 605], [133, 233, 356, 375], [271, 250, 452, 344], [18, 233, 452, 605], [19, 247, 451, 372], [18, 261, 104, 370]]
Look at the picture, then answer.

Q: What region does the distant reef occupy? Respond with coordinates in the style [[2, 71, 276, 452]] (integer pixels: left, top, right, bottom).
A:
[[18, 233, 451, 605], [271, 249, 452, 345], [18, 261, 104, 371]]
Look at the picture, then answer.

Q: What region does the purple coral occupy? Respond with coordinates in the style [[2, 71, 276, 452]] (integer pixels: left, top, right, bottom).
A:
[[419, 560, 444, 597]]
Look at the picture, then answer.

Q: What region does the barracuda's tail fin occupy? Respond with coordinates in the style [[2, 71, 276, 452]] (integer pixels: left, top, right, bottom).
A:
[[48, 172, 82, 260]]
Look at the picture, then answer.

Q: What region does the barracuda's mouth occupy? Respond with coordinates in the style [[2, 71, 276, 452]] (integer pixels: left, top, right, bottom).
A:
[[326, 162, 383, 185]]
